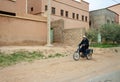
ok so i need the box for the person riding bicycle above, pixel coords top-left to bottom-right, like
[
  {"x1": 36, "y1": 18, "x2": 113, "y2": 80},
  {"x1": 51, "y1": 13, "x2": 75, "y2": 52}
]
[{"x1": 78, "y1": 35, "x2": 89, "y2": 57}]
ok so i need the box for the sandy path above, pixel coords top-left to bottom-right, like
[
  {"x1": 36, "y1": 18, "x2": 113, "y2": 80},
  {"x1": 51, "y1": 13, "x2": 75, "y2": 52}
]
[{"x1": 0, "y1": 46, "x2": 120, "y2": 82}]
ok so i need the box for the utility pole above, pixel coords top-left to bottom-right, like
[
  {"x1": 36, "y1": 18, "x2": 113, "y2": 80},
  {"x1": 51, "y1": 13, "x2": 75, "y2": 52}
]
[
  {"x1": 26, "y1": 0, "x2": 28, "y2": 14},
  {"x1": 46, "y1": 0, "x2": 52, "y2": 46}
]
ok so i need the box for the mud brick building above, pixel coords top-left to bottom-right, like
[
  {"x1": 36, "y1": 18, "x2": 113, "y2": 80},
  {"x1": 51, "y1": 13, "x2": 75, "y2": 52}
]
[
  {"x1": 0, "y1": 0, "x2": 89, "y2": 46},
  {"x1": 90, "y1": 9, "x2": 119, "y2": 29}
]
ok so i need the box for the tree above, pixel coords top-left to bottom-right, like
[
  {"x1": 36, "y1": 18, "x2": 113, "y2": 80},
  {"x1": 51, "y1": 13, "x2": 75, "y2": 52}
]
[
  {"x1": 86, "y1": 29, "x2": 98, "y2": 43},
  {"x1": 114, "y1": 24, "x2": 120, "y2": 44},
  {"x1": 100, "y1": 24, "x2": 120, "y2": 44}
]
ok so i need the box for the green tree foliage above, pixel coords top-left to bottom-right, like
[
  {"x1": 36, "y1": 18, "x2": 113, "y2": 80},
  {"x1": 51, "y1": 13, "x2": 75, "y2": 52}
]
[
  {"x1": 86, "y1": 29, "x2": 98, "y2": 42},
  {"x1": 114, "y1": 24, "x2": 120, "y2": 44},
  {"x1": 100, "y1": 24, "x2": 120, "y2": 44}
]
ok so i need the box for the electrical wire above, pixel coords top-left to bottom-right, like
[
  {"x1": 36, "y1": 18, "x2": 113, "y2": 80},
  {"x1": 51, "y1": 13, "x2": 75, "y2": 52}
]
[{"x1": 111, "y1": 0, "x2": 119, "y2": 4}]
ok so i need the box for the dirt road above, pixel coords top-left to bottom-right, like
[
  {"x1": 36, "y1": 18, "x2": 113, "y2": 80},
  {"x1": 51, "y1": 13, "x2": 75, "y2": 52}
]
[{"x1": 0, "y1": 46, "x2": 120, "y2": 82}]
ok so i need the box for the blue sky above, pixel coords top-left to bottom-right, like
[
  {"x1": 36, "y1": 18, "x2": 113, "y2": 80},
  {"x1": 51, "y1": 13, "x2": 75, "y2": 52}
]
[{"x1": 76, "y1": 0, "x2": 120, "y2": 11}]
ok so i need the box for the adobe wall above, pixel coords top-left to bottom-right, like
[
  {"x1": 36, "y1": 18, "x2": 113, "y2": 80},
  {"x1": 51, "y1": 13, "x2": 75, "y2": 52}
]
[
  {"x1": 0, "y1": 0, "x2": 16, "y2": 13},
  {"x1": 41, "y1": 0, "x2": 89, "y2": 30},
  {"x1": 27, "y1": 0, "x2": 42, "y2": 15},
  {"x1": 0, "y1": 0, "x2": 28, "y2": 16},
  {"x1": 108, "y1": 4, "x2": 120, "y2": 24},
  {"x1": 51, "y1": 20, "x2": 64, "y2": 43},
  {"x1": 53, "y1": 0, "x2": 89, "y2": 11},
  {"x1": 90, "y1": 9, "x2": 119, "y2": 28},
  {"x1": 52, "y1": 19, "x2": 85, "y2": 46},
  {"x1": 51, "y1": 15, "x2": 89, "y2": 30},
  {"x1": 0, "y1": 14, "x2": 47, "y2": 46},
  {"x1": 63, "y1": 28, "x2": 85, "y2": 46}
]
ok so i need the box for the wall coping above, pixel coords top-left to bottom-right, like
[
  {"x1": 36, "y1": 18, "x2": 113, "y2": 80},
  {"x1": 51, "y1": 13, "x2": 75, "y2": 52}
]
[{"x1": 53, "y1": 0, "x2": 89, "y2": 12}]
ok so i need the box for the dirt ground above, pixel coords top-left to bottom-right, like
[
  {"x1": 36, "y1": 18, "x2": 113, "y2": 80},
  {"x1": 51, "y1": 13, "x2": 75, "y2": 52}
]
[{"x1": 0, "y1": 44, "x2": 120, "y2": 82}]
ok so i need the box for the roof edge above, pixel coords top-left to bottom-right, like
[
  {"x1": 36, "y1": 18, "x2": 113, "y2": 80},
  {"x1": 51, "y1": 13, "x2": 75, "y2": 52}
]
[{"x1": 107, "y1": 3, "x2": 120, "y2": 8}]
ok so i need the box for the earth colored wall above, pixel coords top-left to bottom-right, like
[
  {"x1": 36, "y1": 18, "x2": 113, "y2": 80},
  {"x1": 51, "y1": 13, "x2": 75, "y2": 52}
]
[
  {"x1": 0, "y1": 14, "x2": 47, "y2": 46},
  {"x1": 0, "y1": 0, "x2": 27, "y2": 15},
  {"x1": 52, "y1": 19, "x2": 85, "y2": 46},
  {"x1": 108, "y1": 4, "x2": 120, "y2": 24},
  {"x1": 63, "y1": 28, "x2": 85, "y2": 46}
]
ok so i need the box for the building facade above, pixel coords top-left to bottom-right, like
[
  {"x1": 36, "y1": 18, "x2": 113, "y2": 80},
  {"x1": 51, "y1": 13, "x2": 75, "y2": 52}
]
[
  {"x1": 0, "y1": 0, "x2": 89, "y2": 46},
  {"x1": 0, "y1": 0, "x2": 28, "y2": 16},
  {"x1": 0, "y1": 0, "x2": 47, "y2": 46},
  {"x1": 107, "y1": 3, "x2": 120, "y2": 24},
  {"x1": 28, "y1": 0, "x2": 89, "y2": 30},
  {"x1": 90, "y1": 9, "x2": 119, "y2": 29},
  {"x1": 28, "y1": 0, "x2": 89, "y2": 45}
]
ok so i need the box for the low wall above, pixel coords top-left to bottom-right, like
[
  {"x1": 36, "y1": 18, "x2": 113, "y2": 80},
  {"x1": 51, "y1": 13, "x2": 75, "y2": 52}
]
[
  {"x1": 51, "y1": 19, "x2": 64, "y2": 43},
  {"x1": 63, "y1": 28, "x2": 85, "y2": 46},
  {"x1": 52, "y1": 19, "x2": 85, "y2": 46},
  {"x1": 0, "y1": 14, "x2": 47, "y2": 46}
]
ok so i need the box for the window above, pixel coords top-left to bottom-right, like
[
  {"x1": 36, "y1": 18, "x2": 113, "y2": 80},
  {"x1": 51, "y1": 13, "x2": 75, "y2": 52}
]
[
  {"x1": 51, "y1": 7, "x2": 56, "y2": 14},
  {"x1": 31, "y1": 7, "x2": 33, "y2": 11},
  {"x1": 89, "y1": 21, "x2": 91, "y2": 26},
  {"x1": 82, "y1": 15, "x2": 84, "y2": 21},
  {"x1": 72, "y1": 13, "x2": 75, "y2": 19},
  {"x1": 65, "y1": 11, "x2": 68, "y2": 17},
  {"x1": 61, "y1": 10, "x2": 64, "y2": 16},
  {"x1": 76, "y1": 14, "x2": 79, "y2": 20},
  {"x1": 85, "y1": 16, "x2": 87, "y2": 22},
  {"x1": 112, "y1": 21, "x2": 114, "y2": 23},
  {"x1": 45, "y1": 5, "x2": 48, "y2": 11},
  {"x1": 107, "y1": 19, "x2": 110, "y2": 24}
]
